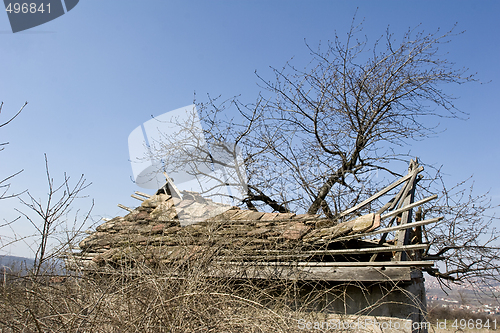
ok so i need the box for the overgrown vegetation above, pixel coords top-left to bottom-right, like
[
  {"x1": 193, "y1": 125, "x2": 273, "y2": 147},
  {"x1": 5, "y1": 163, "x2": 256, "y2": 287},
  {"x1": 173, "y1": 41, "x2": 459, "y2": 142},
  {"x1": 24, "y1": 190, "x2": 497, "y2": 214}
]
[
  {"x1": 1, "y1": 16, "x2": 499, "y2": 332},
  {"x1": 1, "y1": 252, "x2": 427, "y2": 333}
]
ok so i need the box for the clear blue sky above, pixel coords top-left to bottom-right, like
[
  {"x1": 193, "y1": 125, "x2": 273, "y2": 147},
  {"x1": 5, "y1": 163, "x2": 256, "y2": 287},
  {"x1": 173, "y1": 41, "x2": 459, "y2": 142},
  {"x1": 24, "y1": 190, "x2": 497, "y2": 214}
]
[{"x1": 1, "y1": 1, "x2": 499, "y2": 257}]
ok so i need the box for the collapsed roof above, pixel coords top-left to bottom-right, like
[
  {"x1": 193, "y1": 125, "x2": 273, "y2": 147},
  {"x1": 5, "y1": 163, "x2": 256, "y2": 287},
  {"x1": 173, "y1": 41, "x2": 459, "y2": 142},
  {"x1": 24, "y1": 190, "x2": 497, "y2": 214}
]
[{"x1": 70, "y1": 160, "x2": 442, "y2": 281}]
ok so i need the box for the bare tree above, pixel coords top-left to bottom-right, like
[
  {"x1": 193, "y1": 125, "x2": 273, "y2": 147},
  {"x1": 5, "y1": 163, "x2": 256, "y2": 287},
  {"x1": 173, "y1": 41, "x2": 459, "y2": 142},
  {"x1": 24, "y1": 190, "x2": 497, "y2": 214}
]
[
  {"x1": 196, "y1": 21, "x2": 474, "y2": 213},
  {"x1": 16, "y1": 154, "x2": 94, "y2": 276},
  {"x1": 1, "y1": 101, "x2": 93, "y2": 278},
  {"x1": 186, "y1": 20, "x2": 498, "y2": 286},
  {"x1": 0, "y1": 102, "x2": 27, "y2": 252},
  {"x1": 419, "y1": 170, "x2": 500, "y2": 286},
  {"x1": 0, "y1": 101, "x2": 27, "y2": 202}
]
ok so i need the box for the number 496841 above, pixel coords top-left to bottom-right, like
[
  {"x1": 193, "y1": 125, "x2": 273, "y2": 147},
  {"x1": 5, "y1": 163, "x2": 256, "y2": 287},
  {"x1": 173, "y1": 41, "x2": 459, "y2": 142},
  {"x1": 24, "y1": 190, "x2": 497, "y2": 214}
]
[
  {"x1": 5, "y1": 3, "x2": 51, "y2": 14},
  {"x1": 452, "y1": 318, "x2": 497, "y2": 330}
]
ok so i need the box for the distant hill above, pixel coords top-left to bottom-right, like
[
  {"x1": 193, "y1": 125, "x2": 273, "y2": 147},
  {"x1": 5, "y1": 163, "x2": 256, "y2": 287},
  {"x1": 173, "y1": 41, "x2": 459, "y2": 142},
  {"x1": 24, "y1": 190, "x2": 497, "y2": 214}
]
[
  {"x1": 0, "y1": 255, "x2": 34, "y2": 268},
  {"x1": 0, "y1": 255, "x2": 67, "y2": 275}
]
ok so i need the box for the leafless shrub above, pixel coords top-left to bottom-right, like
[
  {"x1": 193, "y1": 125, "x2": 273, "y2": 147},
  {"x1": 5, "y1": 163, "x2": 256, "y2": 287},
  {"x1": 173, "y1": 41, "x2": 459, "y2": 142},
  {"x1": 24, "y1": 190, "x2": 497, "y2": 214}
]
[
  {"x1": 1, "y1": 203, "x2": 430, "y2": 333},
  {"x1": 0, "y1": 101, "x2": 26, "y2": 200},
  {"x1": 0, "y1": 102, "x2": 27, "y2": 250}
]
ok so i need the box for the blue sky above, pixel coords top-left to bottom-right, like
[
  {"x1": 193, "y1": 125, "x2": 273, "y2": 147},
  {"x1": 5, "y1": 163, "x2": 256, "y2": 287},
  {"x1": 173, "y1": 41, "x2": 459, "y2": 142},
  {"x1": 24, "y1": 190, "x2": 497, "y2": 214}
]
[{"x1": 1, "y1": 1, "x2": 499, "y2": 257}]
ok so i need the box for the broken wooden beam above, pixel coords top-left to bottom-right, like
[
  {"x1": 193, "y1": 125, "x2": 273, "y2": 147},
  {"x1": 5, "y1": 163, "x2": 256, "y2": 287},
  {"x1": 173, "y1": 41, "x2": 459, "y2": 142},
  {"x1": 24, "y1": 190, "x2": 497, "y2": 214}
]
[
  {"x1": 380, "y1": 194, "x2": 438, "y2": 220},
  {"x1": 117, "y1": 204, "x2": 134, "y2": 212},
  {"x1": 256, "y1": 243, "x2": 429, "y2": 256},
  {"x1": 208, "y1": 265, "x2": 413, "y2": 281},
  {"x1": 134, "y1": 191, "x2": 151, "y2": 199},
  {"x1": 333, "y1": 216, "x2": 444, "y2": 242},
  {"x1": 339, "y1": 166, "x2": 424, "y2": 218},
  {"x1": 131, "y1": 194, "x2": 146, "y2": 201},
  {"x1": 219, "y1": 261, "x2": 435, "y2": 267}
]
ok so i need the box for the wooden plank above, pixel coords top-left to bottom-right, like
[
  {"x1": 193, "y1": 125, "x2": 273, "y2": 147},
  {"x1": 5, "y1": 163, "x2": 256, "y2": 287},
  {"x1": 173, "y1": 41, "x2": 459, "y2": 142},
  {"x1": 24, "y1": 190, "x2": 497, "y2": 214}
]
[
  {"x1": 82, "y1": 266, "x2": 412, "y2": 282},
  {"x1": 117, "y1": 204, "x2": 134, "y2": 213},
  {"x1": 308, "y1": 243, "x2": 429, "y2": 255},
  {"x1": 131, "y1": 194, "x2": 146, "y2": 201},
  {"x1": 373, "y1": 172, "x2": 423, "y2": 262},
  {"x1": 414, "y1": 207, "x2": 424, "y2": 261},
  {"x1": 395, "y1": 169, "x2": 418, "y2": 211},
  {"x1": 333, "y1": 217, "x2": 443, "y2": 242},
  {"x1": 375, "y1": 197, "x2": 397, "y2": 215},
  {"x1": 388, "y1": 176, "x2": 411, "y2": 211},
  {"x1": 219, "y1": 261, "x2": 434, "y2": 267},
  {"x1": 134, "y1": 191, "x2": 151, "y2": 198},
  {"x1": 373, "y1": 180, "x2": 416, "y2": 254},
  {"x1": 259, "y1": 212, "x2": 279, "y2": 221},
  {"x1": 397, "y1": 185, "x2": 417, "y2": 260},
  {"x1": 208, "y1": 265, "x2": 412, "y2": 281},
  {"x1": 257, "y1": 244, "x2": 428, "y2": 256},
  {"x1": 380, "y1": 195, "x2": 438, "y2": 220},
  {"x1": 395, "y1": 160, "x2": 419, "y2": 261},
  {"x1": 339, "y1": 166, "x2": 423, "y2": 218}
]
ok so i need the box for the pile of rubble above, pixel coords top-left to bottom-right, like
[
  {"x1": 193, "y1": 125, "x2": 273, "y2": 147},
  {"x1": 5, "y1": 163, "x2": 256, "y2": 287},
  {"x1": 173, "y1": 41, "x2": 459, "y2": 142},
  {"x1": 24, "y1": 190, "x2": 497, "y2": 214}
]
[
  {"x1": 70, "y1": 160, "x2": 442, "y2": 274},
  {"x1": 73, "y1": 189, "x2": 380, "y2": 270}
]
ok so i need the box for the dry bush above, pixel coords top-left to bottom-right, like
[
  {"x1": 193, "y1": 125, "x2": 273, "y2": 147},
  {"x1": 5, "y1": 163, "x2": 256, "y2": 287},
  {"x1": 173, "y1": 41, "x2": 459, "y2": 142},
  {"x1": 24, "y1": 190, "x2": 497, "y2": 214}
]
[
  {"x1": 0, "y1": 245, "x2": 427, "y2": 333},
  {"x1": 0, "y1": 160, "x2": 425, "y2": 332},
  {"x1": 0, "y1": 257, "x2": 299, "y2": 332}
]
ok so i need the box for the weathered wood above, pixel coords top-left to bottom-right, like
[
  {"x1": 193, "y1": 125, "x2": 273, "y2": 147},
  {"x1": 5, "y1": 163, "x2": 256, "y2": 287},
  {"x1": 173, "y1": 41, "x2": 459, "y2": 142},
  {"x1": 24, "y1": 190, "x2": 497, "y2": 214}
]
[
  {"x1": 219, "y1": 261, "x2": 435, "y2": 267},
  {"x1": 388, "y1": 176, "x2": 411, "y2": 211},
  {"x1": 258, "y1": 244, "x2": 428, "y2": 256},
  {"x1": 131, "y1": 194, "x2": 146, "y2": 201},
  {"x1": 314, "y1": 243, "x2": 429, "y2": 255},
  {"x1": 414, "y1": 207, "x2": 424, "y2": 261},
  {"x1": 339, "y1": 166, "x2": 423, "y2": 218},
  {"x1": 396, "y1": 192, "x2": 414, "y2": 261},
  {"x1": 333, "y1": 217, "x2": 443, "y2": 242},
  {"x1": 380, "y1": 195, "x2": 438, "y2": 220},
  {"x1": 372, "y1": 178, "x2": 426, "y2": 261},
  {"x1": 376, "y1": 198, "x2": 396, "y2": 215},
  {"x1": 304, "y1": 213, "x2": 376, "y2": 243},
  {"x1": 374, "y1": 178, "x2": 418, "y2": 253},
  {"x1": 134, "y1": 191, "x2": 151, "y2": 199},
  {"x1": 117, "y1": 204, "x2": 134, "y2": 213},
  {"x1": 208, "y1": 265, "x2": 412, "y2": 281},
  {"x1": 396, "y1": 161, "x2": 419, "y2": 261},
  {"x1": 395, "y1": 167, "x2": 418, "y2": 211}
]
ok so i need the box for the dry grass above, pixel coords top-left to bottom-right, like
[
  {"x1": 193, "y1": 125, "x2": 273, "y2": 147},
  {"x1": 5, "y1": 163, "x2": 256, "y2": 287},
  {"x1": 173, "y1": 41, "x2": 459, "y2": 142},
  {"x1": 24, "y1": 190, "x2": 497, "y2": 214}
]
[
  {"x1": 0, "y1": 249, "x2": 428, "y2": 333},
  {"x1": 0, "y1": 253, "x2": 318, "y2": 332}
]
